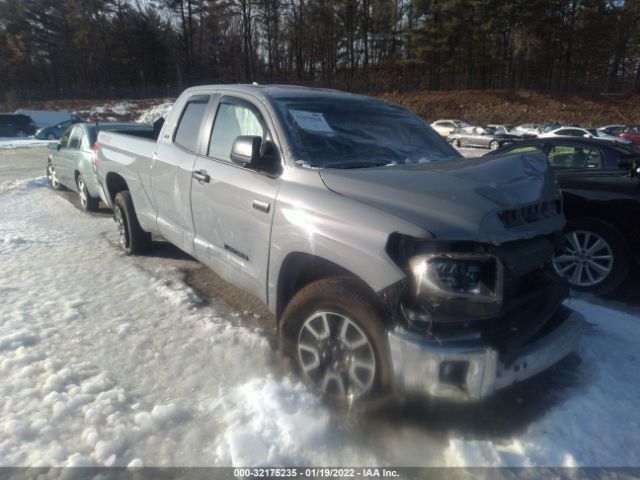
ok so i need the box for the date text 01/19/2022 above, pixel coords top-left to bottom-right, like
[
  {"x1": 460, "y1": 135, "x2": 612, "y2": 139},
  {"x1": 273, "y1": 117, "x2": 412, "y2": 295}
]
[{"x1": 233, "y1": 468, "x2": 400, "y2": 478}]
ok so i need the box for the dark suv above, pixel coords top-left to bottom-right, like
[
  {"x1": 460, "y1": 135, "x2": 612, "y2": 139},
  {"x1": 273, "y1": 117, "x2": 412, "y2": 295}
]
[{"x1": 0, "y1": 113, "x2": 37, "y2": 137}]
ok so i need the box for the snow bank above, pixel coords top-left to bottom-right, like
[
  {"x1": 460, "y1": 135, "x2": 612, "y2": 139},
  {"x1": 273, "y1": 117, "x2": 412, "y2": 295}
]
[
  {"x1": 0, "y1": 138, "x2": 51, "y2": 150},
  {"x1": 0, "y1": 178, "x2": 373, "y2": 466},
  {"x1": 136, "y1": 102, "x2": 173, "y2": 123}
]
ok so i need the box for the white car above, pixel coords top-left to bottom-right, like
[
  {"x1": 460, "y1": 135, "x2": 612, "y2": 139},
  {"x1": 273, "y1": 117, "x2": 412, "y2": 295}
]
[
  {"x1": 430, "y1": 119, "x2": 469, "y2": 137},
  {"x1": 539, "y1": 126, "x2": 631, "y2": 144},
  {"x1": 514, "y1": 123, "x2": 541, "y2": 135}
]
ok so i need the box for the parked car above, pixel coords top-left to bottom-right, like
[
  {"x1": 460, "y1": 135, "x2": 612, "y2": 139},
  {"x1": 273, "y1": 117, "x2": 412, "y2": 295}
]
[
  {"x1": 16, "y1": 109, "x2": 84, "y2": 129},
  {"x1": 448, "y1": 125, "x2": 526, "y2": 149},
  {"x1": 618, "y1": 126, "x2": 640, "y2": 145},
  {"x1": 514, "y1": 123, "x2": 541, "y2": 135},
  {"x1": 94, "y1": 85, "x2": 583, "y2": 404},
  {"x1": 430, "y1": 119, "x2": 469, "y2": 137},
  {"x1": 486, "y1": 138, "x2": 640, "y2": 294},
  {"x1": 46, "y1": 122, "x2": 154, "y2": 211},
  {"x1": 0, "y1": 113, "x2": 37, "y2": 137},
  {"x1": 540, "y1": 126, "x2": 631, "y2": 144},
  {"x1": 36, "y1": 118, "x2": 86, "y2": 140},
  {"x1": 536, "y1": 122, "x2": 571, "y2": 134},
  {"x1": 597, "y1": 125, "x2": 626, "y2": 136}
]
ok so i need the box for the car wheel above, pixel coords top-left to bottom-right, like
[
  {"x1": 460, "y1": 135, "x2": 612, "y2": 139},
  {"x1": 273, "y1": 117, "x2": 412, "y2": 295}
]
[
  {"x1": 280, "y1": 277, "x2": 392, "y2": 404},
  {"x1": 77, "y1": 174, "x2": 99, "y2": 212},
  {"x1": 46, "y1": 163, "x2": 62, "y2": 191},
  {"x1": 113, "y1": 191, "x2": 151, "y2": 255},
  {"x1": 46, "y1": 133, "x2": 57, "y2": 140},
  {"x1": 489, "y1": 140, "x2": 500, "y2": 150},
  {"x1": 553, "y1": 218, "x2": 631, "y2": 294},
  {"x1": 453, "y1": 139, "x2": 461, "y2": 147}
]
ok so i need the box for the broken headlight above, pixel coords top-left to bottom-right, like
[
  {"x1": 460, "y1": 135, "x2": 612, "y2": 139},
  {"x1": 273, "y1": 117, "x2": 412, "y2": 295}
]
[{"x1": 409, "y1": 253, "x2": 503, "y2": 304}]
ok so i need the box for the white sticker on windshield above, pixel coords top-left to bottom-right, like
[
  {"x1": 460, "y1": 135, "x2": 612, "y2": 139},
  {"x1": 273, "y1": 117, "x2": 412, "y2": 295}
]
[{"x1": 290, "y1": 110, "x2": 334, "y2": 133}]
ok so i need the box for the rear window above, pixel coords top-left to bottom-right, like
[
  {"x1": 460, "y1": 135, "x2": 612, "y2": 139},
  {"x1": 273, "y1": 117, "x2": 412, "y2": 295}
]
[{"x1": 174, "y1": 95, "x2": 210, "y2": 152}]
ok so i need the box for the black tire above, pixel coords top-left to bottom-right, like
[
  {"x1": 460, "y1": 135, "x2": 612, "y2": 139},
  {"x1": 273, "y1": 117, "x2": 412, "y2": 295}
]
[
  {"x1": 453, "y1": 138, "x2": 461, "y2": 147},
  {"x1": 553, "y1": 218, "x2": 631, "y2": 295},
  {"x1": 77, "y1": 174, "x2": 99, "y2": 212},
  {"x1": 46, "y1": 162, "x2": 63, "y2": 191},
  {"x1": 489, "y1": 140, "x2": 500, "y2": 150},
  {"x1": 280, "y1": 276, "x2": 392, "y2": 404},
  {"x1": 113, "y1": 191, "x2": 151, "y2": 255}
]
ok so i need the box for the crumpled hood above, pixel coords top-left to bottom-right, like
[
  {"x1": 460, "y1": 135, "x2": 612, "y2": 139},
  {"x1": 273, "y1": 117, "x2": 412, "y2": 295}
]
[{"x1": 319, "y1": 152, "x2": 565, "y2": 244}]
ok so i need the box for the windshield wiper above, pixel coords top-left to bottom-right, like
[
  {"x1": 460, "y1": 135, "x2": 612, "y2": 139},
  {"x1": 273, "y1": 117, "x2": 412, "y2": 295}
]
[{"x1": 321, "y1": 160, "x2": 392, "y2": 169}]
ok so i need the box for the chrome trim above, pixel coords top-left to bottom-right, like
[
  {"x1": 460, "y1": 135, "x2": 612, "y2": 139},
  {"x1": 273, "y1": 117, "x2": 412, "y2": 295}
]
[{"x1": 388, "y1": 310, "x2": 584, "y2": 401}]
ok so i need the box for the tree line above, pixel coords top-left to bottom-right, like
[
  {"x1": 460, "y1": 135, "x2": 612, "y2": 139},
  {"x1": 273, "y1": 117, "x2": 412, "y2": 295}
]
[{"x1": 1, "y1": 0, "x2": 639, "y2": 102}]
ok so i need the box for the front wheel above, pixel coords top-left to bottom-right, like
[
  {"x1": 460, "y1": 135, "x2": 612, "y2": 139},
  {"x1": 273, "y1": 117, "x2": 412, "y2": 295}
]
[
  {"x1": 46, "y1": 163, "x2": 62, "y2": 190},
  {"x1": 553, "y1": 218, "x2": 630, "y2": 294},
  {"x1": 77, "y1": 175, "x2": 99, "y2": 212},
  {"x1": 452, "y1": 138, "x2": 461, "y2": 147},
  {"x1": 489, "y1": 140, "x2": 500, "y2": 150},
  {"x1": 280, "y1": 277, "x2": 392, "y2": 404},
  {"x1": 113, "y1": 191, "x2": 151, "y2": 255}
]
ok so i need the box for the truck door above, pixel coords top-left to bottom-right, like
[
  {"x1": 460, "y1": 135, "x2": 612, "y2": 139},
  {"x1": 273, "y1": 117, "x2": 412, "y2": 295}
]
[
  {"x1": 151, "y1": 94, "x2": 211, "y2": 254},
  {"x1": 190, "y1": 96, "x2": 281, "y2": 303}
]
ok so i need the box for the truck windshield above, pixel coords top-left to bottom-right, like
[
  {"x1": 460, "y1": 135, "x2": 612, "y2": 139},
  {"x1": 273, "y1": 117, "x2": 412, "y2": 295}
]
[{"x1": 273, "y1": 97, "x2": 459, "y2": 168}]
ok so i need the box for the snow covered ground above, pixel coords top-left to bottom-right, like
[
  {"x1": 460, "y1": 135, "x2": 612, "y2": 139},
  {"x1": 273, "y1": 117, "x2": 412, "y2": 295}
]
[
  {"x1": 1, "y1": 147, "x2": 639, "y2": 467},
  {"x1": 0, "y1": 138, "x2": 51, "y2": 150}
]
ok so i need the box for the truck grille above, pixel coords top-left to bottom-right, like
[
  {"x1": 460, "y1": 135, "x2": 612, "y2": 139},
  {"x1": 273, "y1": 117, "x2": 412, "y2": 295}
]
[{"x1": 499, "y1": 200, "x2": 561, "y2": 228}]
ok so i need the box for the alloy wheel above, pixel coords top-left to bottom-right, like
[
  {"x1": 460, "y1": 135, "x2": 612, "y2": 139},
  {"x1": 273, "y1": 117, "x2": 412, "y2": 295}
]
[
  {"x1": 47, "y1": 164, "x2": 60, "y2": 189},
  {"x1": 297, "y1": 311, "x2": 376, "y2": 400},
  {"x1": 114, "y1": 206, "x2": 128, "y2": 249},
  {"x1": 553, "y1": 230, "x2": 614, "y2": 287},
  {"x1": 78, "y1": 177, "x2": 87, "y2": 208}
]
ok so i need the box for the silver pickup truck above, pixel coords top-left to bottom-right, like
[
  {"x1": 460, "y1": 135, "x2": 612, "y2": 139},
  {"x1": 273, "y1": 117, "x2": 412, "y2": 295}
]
[{"x1": 95, "y1": 85, "x2": 584, "y2": 403}]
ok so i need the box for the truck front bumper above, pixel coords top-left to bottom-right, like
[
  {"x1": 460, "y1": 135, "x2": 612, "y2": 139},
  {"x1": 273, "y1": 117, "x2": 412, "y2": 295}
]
[{"x1": 388, "y1": 307, "x2": 585, "y2": 401}]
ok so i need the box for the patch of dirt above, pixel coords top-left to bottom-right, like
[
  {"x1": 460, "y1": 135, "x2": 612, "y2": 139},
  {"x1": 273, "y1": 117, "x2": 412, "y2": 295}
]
[{"x1": 377, "y1": 89, "x2": 640, "y2": 126}]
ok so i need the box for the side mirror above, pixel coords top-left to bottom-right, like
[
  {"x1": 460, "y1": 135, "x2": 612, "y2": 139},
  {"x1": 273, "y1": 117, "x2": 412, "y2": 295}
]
[
  {"x1": 230, "y1": 135, "x2": 262, "y2": 166},
  {"x1": 230, "y1": 136, "x2": 279, "y2": 174},
  {"x1": 47, "y1": 142, "x2": 59, "y2": 151},
  {"x1": 583, "y1": 134, "x2": 590, "y2": 138}
]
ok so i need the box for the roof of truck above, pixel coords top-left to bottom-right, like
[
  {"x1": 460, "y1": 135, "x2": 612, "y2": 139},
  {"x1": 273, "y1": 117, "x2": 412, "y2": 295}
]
[{"x1": 182, "y1": 84, "x2": 372, "y2": 102}]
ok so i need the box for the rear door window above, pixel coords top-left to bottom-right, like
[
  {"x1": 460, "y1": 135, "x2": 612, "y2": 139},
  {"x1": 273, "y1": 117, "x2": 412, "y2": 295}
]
[
  {"x1": 548, "y1": 145, "x2": 603, "y2": 169},
  {"x1": 174, "y1": 95, "x2": 210, "y2": 153}
]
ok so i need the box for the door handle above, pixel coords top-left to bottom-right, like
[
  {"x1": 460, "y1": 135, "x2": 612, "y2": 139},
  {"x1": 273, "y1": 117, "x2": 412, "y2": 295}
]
[
  {"x1": 253, "y1": 200, "x2": 270, "y2": 213},
  {"x1": 192, "y1": 169, "x2": 210, "y2": 183}
]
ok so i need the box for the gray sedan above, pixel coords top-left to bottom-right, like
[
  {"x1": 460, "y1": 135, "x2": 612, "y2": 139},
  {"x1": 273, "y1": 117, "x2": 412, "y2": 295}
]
[
  {"x1": 46, "y1": 122, "x2": 154, "y2": 211},
  {"x1": 448, "y1": 126, "x2": 528, "y2": 150}
]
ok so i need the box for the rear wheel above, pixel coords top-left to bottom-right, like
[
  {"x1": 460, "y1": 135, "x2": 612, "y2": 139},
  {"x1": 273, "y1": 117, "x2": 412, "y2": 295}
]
[
  {"x1": 489, "y1": 140, "x2": 500, "y2": 150},
  {"x1": 113, "y1": 191, "x2": 151, "y2": 255},
  {"x1": 280, "y1": 277, "x2": 391, "y2": 404},
  {"x1": 77, "y1": 174, "x2": 99, "y2": 212},
  {"x1": 46, "y1": 163, "x2": 62, "y2": 190},
  {"x1": 553, "y1": 218, "x2": 630, "y2": 294},
  {"x1": 453, "y1": 138, "x2": 461, "y2": 147}
]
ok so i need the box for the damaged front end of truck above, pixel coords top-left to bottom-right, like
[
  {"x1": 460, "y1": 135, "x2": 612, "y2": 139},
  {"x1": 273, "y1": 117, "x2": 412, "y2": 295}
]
[{"x1": 374, "y1": 152, "x2": 585, "y2": 401}]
